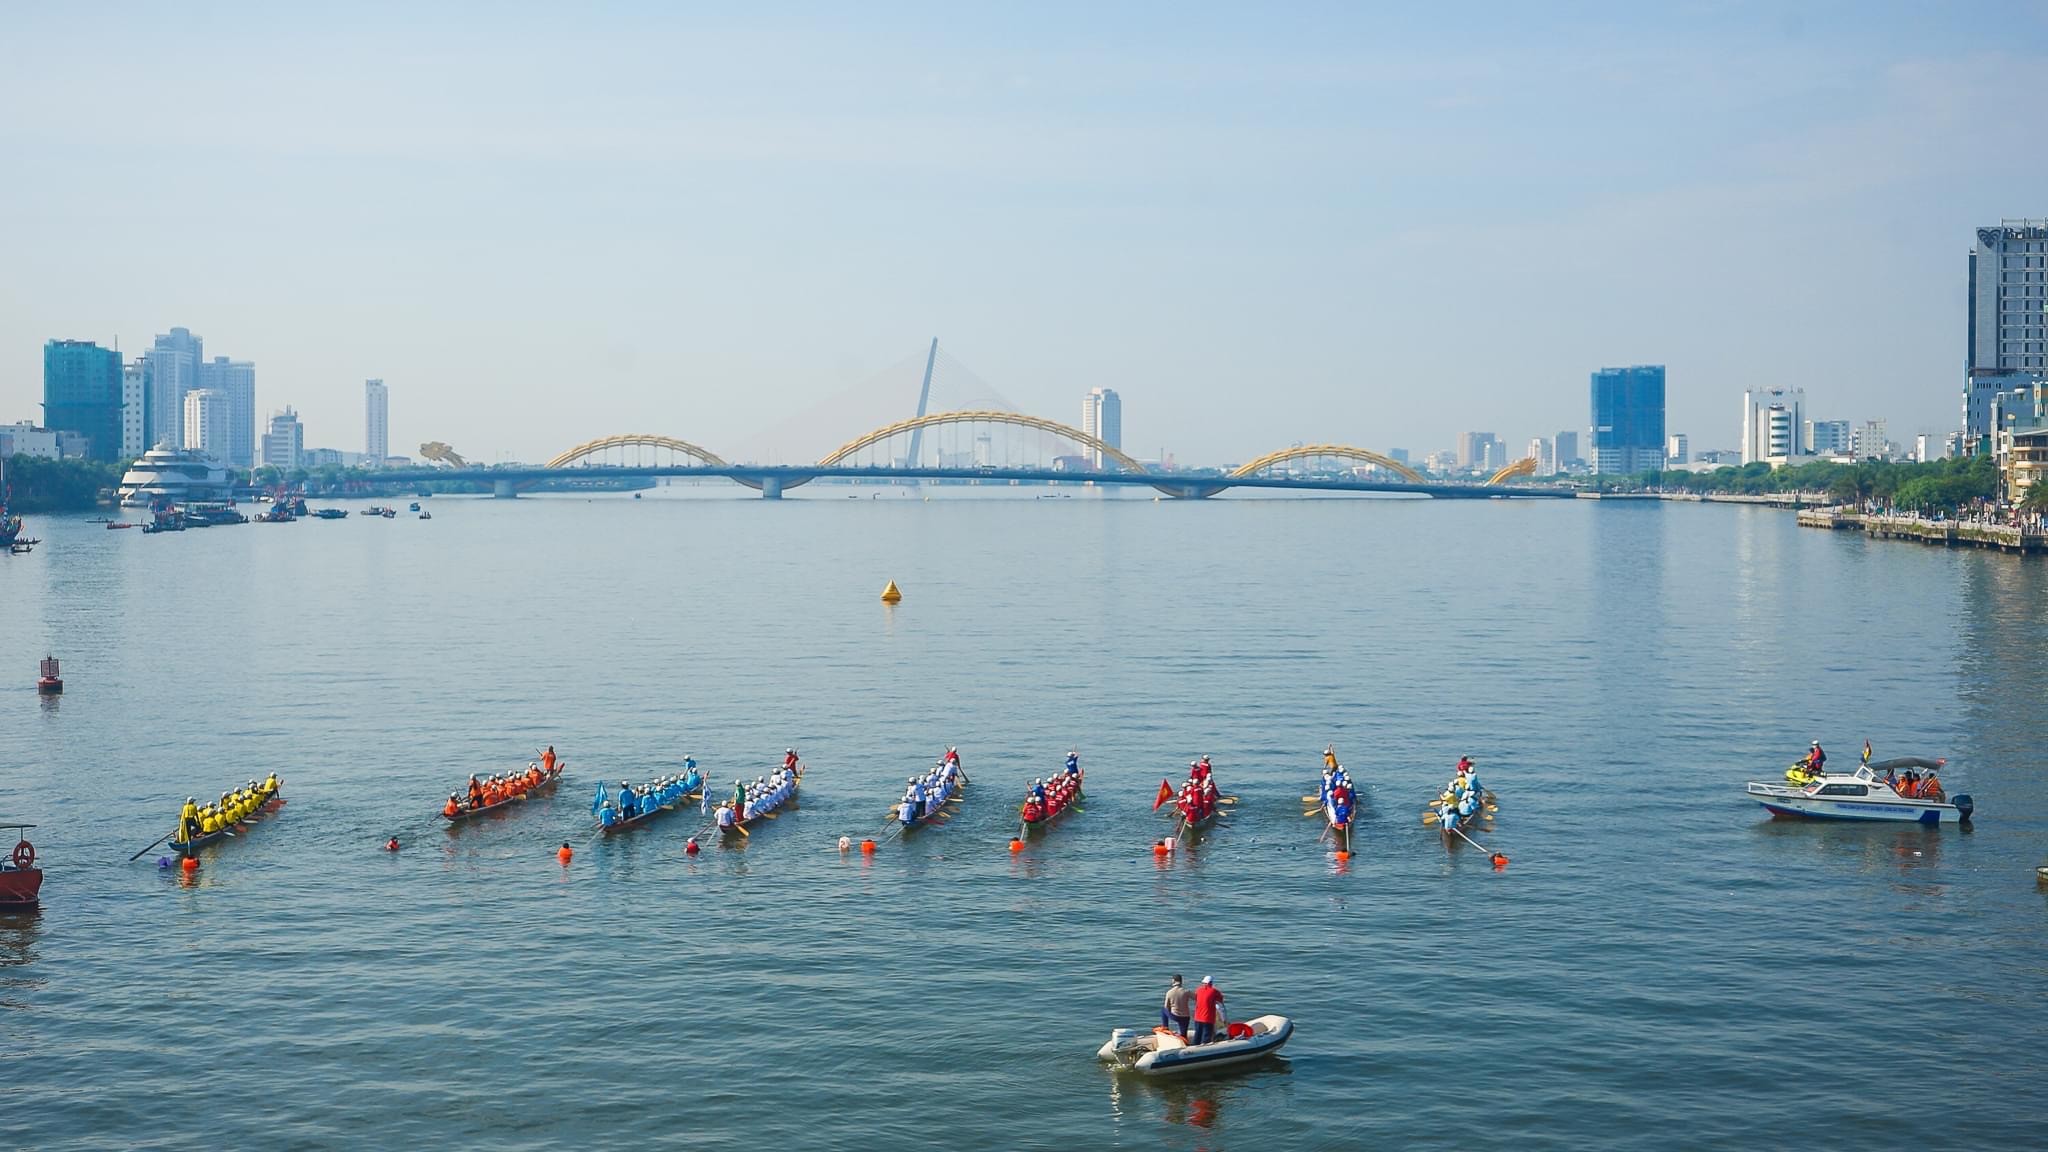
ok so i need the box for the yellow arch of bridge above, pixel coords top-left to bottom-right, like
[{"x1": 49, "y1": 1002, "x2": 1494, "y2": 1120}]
[
  {"x1": 547, "y1": 434, "x2": 731, "y2": 470},
  {"x1": 816, "y1": 410, "x2": 1150, "y2": 473},
  {"x1": 1230, "y1": 444, "x2": 1426, "y2": 485},
  {"x1": 1486, "y1": 457, "x2": 1538, "y2": 486}
]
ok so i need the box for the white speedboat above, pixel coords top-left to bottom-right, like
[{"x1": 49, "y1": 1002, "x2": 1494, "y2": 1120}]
[
  {"x1": 1745, "y1": 758, "x2": 1972, "y2": 825},
  {"x1": 1097, "y1": 1015, "x2": 1292, "y2": 1076}
]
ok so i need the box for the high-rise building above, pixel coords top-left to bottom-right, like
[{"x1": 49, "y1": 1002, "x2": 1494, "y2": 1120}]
[
  {"x1": 1741, "y1": 387, "x2": 1806, "y2": 465},
  {"x1": 1528, "y1": 437, "x2": 1553, "y2": 475},
  {"x1": 1852, "y1": 419, "x2": 1889, "y2": 460},
  {"x1": 1804, "y1": 419, "x2": 1851, "y2": 456},
  {"x1": 183, "y1": 388, "x2": 229, "y2": 460},
  {"x1": 1388, "y1": 447, "x2": 1410, "y2": 465},
  {"x1": 1590, "y1": 365, "x2": 1667, "y2": 475},
  {"x1": 146, "y1": 327, "x2": 203, "y2": 450},
  {"x1": 199, "y1": 356, "x2": 257, "y2": 469},
  {"x1": 1666, "y1": 433, "x2": 1688, "y2": 466},
  {"x1": 365, "y1": 379, "x2": 389, "y2": 462},
  {"x1": 121, "y1": 357, "x2": 150, "y2": 457},
  {"x1": 1458, "y1": 432, "x2": 1502, "y2": 471},
  {"x1": 1554, "y1": 430, "x2": 1580, "y2": 470},
  {"x1": 261, "y1": 407, "x2": 304, "y2": 471},
  {"x1": 41, "y1": 339, "x2": 124, "y2": 461},
  {"x1": 1967, "y1": 220, "x2": 2048, "y2": 449},
  {"x1": 1079, "y1": 387, "x2": 1121, "y2": 467}
]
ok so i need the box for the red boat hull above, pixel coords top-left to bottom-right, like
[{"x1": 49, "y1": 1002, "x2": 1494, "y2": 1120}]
[{"x1": 0, "y1": 868, "x2": 42, "y2": 908}]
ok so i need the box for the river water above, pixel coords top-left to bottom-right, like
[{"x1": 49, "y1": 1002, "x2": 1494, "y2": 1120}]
[{"x1": 3, "y1": 490, "x2": 2045, "y2": 1150}]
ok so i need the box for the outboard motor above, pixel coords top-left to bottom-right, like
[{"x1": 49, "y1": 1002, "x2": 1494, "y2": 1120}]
[{"x1": 1953, "y1": 794, "x2": 1974, "y2": 824}]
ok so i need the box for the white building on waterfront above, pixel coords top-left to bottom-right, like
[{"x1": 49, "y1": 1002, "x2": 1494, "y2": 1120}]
[
  {"x1": 1852, "y1": 419, "x2": 1890, "y2": 460},
  {"x1": 1666, "y1": 433, "x2": 1689, "y2": 466},
  {"x1": 1528, "y1": 436, "x2": 1553, "y2": 475},
  {"x1": 1080, "y1": 387, "x2": 1121, "y2": 467},
  {"x1": 199, "y1": 356, "x2": 256, "y2": 469},
  {"x1": 1741, "y1": 387, "x2": 1806, "y2": 465},
  {"x1": 262, "y1": 407, "x2": 304, "y2": 471},
  {"x1": 183, "y1": 388, "x2": 229, "y2": 460},
  {"x1": 365, "y1": 379, "x2": 389, "y2": 463}
]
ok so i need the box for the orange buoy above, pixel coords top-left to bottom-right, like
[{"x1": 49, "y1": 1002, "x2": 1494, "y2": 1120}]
[
  {"x1": 180, "y1": 856, "x2": 198, "y2": 873},
  {"x1": 1008, "y1": 839, "x2": 1023, "y2": 854},
  {"x1": 1334, "y1": 850, "x2": 1351, "y2": 861},
  {"x1": 1491, "y1": 853, "x2": 1509, "y2": 870},
  {"x1": 557, "y1": 842, "x2": 573, "y2": 865},
  {"x1": 880, "y1": 580, "x2": 902, "y2": 603},
  {"x1": 385, "y1": 837, "x2": 400, "y2": 852},
  {"x1": 1152, "y1": 842, "x2": 1169, "y2": 856},
  {"x1": 860, "y1": 839, "x2": 876, "y2": 854}
]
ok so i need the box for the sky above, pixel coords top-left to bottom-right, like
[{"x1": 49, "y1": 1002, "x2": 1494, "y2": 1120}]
[{"x1": 4, "y1": 1, "x2": 2046, "y2": 465}]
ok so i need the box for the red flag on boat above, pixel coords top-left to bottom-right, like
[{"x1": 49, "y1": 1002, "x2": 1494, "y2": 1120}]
[{"x1": 1153, "y1": 779, "x2": 1174, "y2": 810}]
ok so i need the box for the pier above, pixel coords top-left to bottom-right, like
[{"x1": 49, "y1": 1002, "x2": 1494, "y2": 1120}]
[{"x1": 1796, "y1": 508, "x2": 2048, "y2": 554}]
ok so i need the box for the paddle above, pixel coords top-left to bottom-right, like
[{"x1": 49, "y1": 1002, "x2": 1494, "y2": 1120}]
[
  {"x1": 129, "y1": 830, "x2": 174, "y2": 862},
  {"x1": 1447, "y1": 822, "x2": 1499, "y2": 857}
]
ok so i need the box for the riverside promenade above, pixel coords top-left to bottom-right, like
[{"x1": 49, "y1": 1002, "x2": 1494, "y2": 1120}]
[{"x1": 1797, "y1": 507, "x2": 2048, "y2": 554}]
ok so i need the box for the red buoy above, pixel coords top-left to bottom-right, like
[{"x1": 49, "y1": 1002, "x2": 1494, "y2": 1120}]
[
  {"x1": 37, "y1": 656, "x2": 62, "y2": 696},
  {"x1": 180, "y1": 856, "x2": 198, "y2": 873}
]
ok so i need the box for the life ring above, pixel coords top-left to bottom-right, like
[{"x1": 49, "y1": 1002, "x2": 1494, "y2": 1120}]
[{"x1": 11, "y1": 840, "x2": 34, "y2": 869}]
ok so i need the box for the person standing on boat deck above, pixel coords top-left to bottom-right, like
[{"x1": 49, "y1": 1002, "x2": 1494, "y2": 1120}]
[
  {"x1": 1191, "y1": 977, "x2": 1225, "y2": 1045},
  {"x1": 1066, "y1": 751, "x2": 1080, "y2": 778},
  {"x1": 178, "y1": 797, "x2": 199, "y2": 843},
  {"x1": 1324, "y1": 745, "x2": 1338, "y2": 771},
  {"x1": 1162, "y1": 975, "x2": 1193, "y2": 1037},
  {"x1": 784, "y1": 748, "x2": 799, "y2": 771},
  {"x1": 542, "y1": 746, "x2": 556, "y2": 773},
  {"x1": 467, "y1": 775, "x2": 485, "y2": 809},
  {"x1": 1806, "y1": 742, "x2": 1826, "y2": 773}
]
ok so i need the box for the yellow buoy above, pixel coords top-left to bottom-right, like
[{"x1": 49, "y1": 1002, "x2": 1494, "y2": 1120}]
[{"x1": 880, "y1": 580, "x2": 903, "y2": 603}]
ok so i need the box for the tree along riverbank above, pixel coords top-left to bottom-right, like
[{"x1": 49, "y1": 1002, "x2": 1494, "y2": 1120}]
[
  {"x1": 3, "y1": 455, "x2": 125, "y2": 513},
  {"x1": 1599, "y1": 456, "x2": 2007, "y2": 514}
]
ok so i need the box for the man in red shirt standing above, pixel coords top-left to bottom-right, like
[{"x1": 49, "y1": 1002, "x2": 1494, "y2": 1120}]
[{"x1": 1191, "y1": 976, "x2": 1225, "y2": 1045}]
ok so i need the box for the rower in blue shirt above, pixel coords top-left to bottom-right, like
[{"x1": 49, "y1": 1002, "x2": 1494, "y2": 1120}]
[
  {"x1": 617, "y1": 781, "x2": 638, "y2": 819},
  {"x1": 1065, "y1": 752, "x2": 1080, "y2": 777}
]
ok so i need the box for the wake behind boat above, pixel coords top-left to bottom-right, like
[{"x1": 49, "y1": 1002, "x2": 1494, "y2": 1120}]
[
  {"x1": 594, "y1": 763, "x2": 704, "y2": 834},
  {"x1": 1747, "y1": 757, "x2": 1972, "y2": 825}
]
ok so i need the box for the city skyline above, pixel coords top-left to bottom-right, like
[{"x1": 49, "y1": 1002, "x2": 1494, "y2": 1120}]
[{"x1": 4, "y1": 6, "x2": 2042, "y2": 464}]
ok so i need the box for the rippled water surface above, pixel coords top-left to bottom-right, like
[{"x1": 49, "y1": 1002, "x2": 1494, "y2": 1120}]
[{"x1": 4, "y1": 491, "x2": 2046, "y2": 1150}]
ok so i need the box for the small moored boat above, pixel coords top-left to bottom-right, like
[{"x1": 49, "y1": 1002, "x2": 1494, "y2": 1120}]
[
  {"x1": 1746, "y1": 757, "x2": 1971, "y2": 825},
  {"x1": 1097, "y1": 1015, "x2": 1293, "y2": 1076},
  {"x1": 0, "y1": 823, "x2": 43, "y2": 910}
]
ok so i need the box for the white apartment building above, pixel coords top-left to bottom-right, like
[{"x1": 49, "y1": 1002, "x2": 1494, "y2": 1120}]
[
  {"x1": 1741, "y1": 388, "x2": 1806, "y2": 465},
  {"x1": 262, "y1": 407, "x2": 304, "y2": 471},
  {"x1": 183, "y1": 388, "x2": 229, "y2": 460}
]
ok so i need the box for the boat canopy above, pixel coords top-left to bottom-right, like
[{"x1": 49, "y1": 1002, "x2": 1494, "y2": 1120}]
[{"x1": 1867, "y1": 756, "x2": 1946, "y2": 773}]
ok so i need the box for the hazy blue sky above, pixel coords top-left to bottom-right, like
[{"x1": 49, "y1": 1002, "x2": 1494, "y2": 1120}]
[{"x1": 5, "y1": 2, "x2": 2045, "y2": 464}]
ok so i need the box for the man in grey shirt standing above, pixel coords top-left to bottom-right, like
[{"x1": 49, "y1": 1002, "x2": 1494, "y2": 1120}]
[{"x1": 1161, "y1": 974, "x2": 1193, "y2": 1038}]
